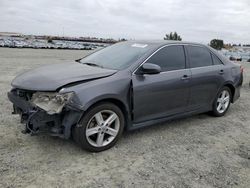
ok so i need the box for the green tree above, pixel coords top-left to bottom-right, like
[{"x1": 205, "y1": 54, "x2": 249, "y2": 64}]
[
  {"x1": 164, "y1": 32, "x2": 182, "y2": 41},
  {"x1": 210, "y1": 39, "x2": 224, "y2": 50}
]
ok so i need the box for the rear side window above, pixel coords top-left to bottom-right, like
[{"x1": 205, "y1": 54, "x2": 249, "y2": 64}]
[
  {"x1": 187, "y1": 46, "x2": 213, "y2": 68},
  {"x1": 211, "y1": 54, "x2": 223, "y2": 65},
  {"x1": 147, "y1": 45, "x2": 186, "y2": 71}
]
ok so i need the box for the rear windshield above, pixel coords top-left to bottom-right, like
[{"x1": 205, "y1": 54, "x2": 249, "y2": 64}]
[{"x1": 80, "y1": 42, "x2": 154, "y2": 70}]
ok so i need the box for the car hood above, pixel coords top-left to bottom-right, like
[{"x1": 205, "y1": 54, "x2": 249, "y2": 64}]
[{"x1": 12, "y1": 62, "x2": 117, "y2": 91}]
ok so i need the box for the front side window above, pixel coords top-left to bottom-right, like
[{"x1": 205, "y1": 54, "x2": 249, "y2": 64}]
[
  {"x1": 187, "y1": 46, "x2": 213, "y2": 68},
  {"x1": 211, "y1": 53, "x2": 223, "y2": 65},
  {"x1": 147, "y1": 45, "x2": 186, "y2": 71}
]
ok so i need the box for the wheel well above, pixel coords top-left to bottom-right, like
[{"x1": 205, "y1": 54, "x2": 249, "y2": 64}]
[{"x1": 224, "y1": 84, "x2": 235, "y2": 102}]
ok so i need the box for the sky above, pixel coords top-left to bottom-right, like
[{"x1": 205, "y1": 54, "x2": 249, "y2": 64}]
[{"x1": 0, "y1": 0, "x2": 249, "y2": 44}]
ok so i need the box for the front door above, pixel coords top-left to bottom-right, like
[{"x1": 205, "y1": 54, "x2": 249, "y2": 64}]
[{"x1": 132, "y1": 45, "x2": 191, "y2": 123}]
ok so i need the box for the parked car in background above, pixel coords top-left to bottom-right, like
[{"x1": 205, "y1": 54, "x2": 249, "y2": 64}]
[
  {"x1": 230, "y1": 56, "x2": 242, "y2": 61},
  {"x1": 8, "y1": 40, "x2": 243, "y2": 152}
]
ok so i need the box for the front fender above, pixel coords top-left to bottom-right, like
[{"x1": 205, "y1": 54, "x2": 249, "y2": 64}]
[
  {"x1": 61, "y1": 73, "x2": 132, "y2": 114},
  {"x1": 81, "y1": 94, "x2": 129, "y2": 111}
]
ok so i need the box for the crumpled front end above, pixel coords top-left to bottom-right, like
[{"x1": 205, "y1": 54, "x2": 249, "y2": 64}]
[{"x1": 8, "y1": 88, "x2": 82, "y2": 139}]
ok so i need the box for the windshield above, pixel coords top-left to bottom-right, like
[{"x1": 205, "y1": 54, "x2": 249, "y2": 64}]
[{"x1": 80, "y1": 42, "x2": 154, "y2": 70}]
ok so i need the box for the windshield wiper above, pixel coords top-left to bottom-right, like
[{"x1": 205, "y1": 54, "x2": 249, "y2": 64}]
[{"x1": 82, "y1": 62, "x2": 104, "y2": 68}]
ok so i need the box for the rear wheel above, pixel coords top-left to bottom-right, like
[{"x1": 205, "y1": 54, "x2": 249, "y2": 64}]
[
  {"x1": 212, "y1": 86, "x2": 231, "y2": 117},
  {"x1": 73, "y1": 102, "x2": 124, "y2": 152}
]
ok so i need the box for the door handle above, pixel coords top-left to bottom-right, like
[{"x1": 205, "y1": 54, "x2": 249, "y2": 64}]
[
  {"x1": 181, "y1": 75, "x2": 190, "y2": 80},
  {"x1": 219, "y1": 70, "x2": 224, "y2": 75}
]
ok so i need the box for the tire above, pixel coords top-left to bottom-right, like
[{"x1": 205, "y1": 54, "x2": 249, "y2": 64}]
[
  {"x1": 73, "y1": 102, "x2": 125, "y2": 152},
  {"x1": 212, "y1": 86, "x2": 232, "y2": 117}
]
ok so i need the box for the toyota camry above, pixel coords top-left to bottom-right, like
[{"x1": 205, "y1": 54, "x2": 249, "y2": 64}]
[{"x1": 8, "y1": 40, "x2": 243, "y2": 152}]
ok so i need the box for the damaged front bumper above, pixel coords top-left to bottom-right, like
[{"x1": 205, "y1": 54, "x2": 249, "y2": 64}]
[{"x1": 8, "y1": 89, "x2": 82, "y2": 139}]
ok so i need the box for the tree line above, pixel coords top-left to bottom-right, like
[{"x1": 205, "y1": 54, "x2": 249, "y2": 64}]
[{"x1": 163, "y1": 32, "x2": 247, "y2": 50}]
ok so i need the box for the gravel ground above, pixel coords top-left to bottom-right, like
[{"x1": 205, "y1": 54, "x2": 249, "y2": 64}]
[{"x1": 0, "y1": 48, "x2": 250, "y2": 188}]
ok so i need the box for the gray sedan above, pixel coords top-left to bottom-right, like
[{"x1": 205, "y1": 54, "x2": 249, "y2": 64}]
[{"x1": 8, "y1": 40, "x2": 243, "y2": 152}]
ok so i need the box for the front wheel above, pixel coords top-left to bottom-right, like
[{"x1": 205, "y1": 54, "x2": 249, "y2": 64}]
[
  {"x1": 212, "y1": 86, "x2": 232, "y2": 117},
  {"x1": 73, "y1": 102, "x2": 125, "y2": 152}
]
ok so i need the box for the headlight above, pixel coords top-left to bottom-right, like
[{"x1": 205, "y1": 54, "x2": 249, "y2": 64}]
[{"x1": 31, "y1": 92, "x2": 74, "y2": 115}]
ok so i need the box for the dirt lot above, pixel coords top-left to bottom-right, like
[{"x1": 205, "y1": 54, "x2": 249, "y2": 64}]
[{"x1": 0, "y1": 48, "x2": 250, "y2": 188}]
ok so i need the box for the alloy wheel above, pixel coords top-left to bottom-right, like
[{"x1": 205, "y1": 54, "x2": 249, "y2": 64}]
[
  {"x1": 216, "y1": 90, "x2": 230, "y2": 114},
  {"x1": 85, "y1": 110, "x2": 120, "y2": 147}
]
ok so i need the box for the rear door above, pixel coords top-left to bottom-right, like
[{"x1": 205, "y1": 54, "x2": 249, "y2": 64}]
[
  {"x1": 132, "y1": 45, "x2": 191, "y2": 123},
  {"x1": 186, "y1": 45, "x2": 225, "y2": 109}
]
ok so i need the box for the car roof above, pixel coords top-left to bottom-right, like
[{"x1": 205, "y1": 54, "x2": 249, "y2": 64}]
[{"x1": 124, "y1": 40, "x2": 207, "y2": 48}]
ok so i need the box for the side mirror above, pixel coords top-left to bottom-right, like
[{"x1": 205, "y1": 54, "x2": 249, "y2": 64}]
[{"x1": 139, "y1": 63, "x2": 161, "y2": 75}]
